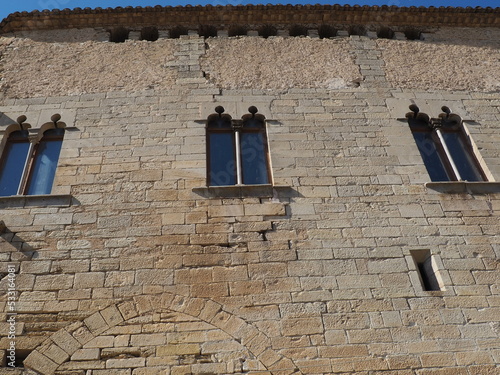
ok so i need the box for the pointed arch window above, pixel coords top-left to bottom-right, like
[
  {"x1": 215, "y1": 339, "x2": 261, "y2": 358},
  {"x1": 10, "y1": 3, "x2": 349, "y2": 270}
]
[
  {"x1": 206, "y1": 106, "x2": 271, "y2": 187},
  {"x1": 0, "y1": 114, "x2": 66, "y2": 197}
]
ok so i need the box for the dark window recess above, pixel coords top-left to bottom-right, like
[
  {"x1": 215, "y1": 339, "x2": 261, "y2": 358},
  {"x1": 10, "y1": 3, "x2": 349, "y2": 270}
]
[
  {"x1": 377, "y1": 27, "x2": 395, "y2": 39},
  {"x1": 228, "y1": 25, "x2": 247, "y2": 37},
  {"x1": 318, "y1": 24, "x2": 337, "y2": 39},
  {"x1": 404, "y1": 27, "x2": 422, "y2": 40},
  {"x1": 348, "y1": 25, "x2": 366, "y2": 36},
  {"x1": 258, "y1": 24, "x2": 277, "y2": 38},
  {"x1": 206, "y1": 106, "x2": 271, "y2": 187},
  {"x1": 411, "y1": 250, "x2": 443, "y2": 291},
  {"x1": 15, "y1": 350, "x2": 30, "y2": 367},
  {"x1": 110, "y1": 27, "x2": 129, "y2": 43},
  {"x1": 199, "y1": 25, "x2": 218, "y2": 38},
  {"x1": 169, "y1": 26, "x2": 188, "y2": 39},
  {"x1": 141, "y1": 27, "x2": 159, "y2": 41},
  {"x1": 3, "y1": 349, "x2": 31, "y2": 367},
  {"x1": 289, "y1": 24, "x2": 308, "y2": 37},
  {"x1": 407, "y1": 105, "x2": 486, "y2": 182}
]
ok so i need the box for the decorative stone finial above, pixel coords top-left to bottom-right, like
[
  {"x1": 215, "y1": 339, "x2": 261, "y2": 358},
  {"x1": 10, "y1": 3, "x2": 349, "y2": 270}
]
[
  {"x1": 51, "y1": 113, "x2": 62, "y2": 124},
  {"x1": 215, "y1": 106, "x2": 225, "y2": 116},
  {"x1": 408, "y1": 104, "x2": 419, "y2": 115},
  {"x1": 248, "y1": 106, "x2": 258, "y2": 116},
  {"x1": 17, "y1": 115, "x2": 27, "y2": 125}
]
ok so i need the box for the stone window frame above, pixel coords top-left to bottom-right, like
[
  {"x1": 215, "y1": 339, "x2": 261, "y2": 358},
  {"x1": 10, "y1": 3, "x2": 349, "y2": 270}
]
[
  {"x1": 404, "y1": 104, "x2": 500, "y2": 194},
  {"x1": 205, "y1": 105, "x2": 273, "y2": 188},
  {"x1": 406, "y1": 105, "x2": 487, "y2": 182},
  {"x1": 405, "y1": 249, "x2": 453, "y2": 296},
  {"x1": 0, "y1": 114, "x2": 71, "y2": 206}
]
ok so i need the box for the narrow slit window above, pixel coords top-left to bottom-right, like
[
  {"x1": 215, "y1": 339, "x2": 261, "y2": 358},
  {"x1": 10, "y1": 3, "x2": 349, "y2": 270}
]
[{"x1": 410, "y1": 250, "x2": 444, "y2": 291}]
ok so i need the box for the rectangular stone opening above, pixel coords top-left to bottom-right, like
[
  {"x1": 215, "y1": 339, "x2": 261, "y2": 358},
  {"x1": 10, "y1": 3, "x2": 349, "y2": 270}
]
[
  {"x1": 410, "y1": 249, "x2": 444, "y2": 291},
  {"x1": 2, "y1": 349, "x2": 30, "y2": 368}
]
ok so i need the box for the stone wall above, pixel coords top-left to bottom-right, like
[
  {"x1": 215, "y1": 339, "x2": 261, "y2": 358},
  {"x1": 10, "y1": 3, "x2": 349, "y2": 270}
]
[
  {"x1": 2, "y1": 27, "x2": 500, "y2": 98},
  {"x1": 0, "y1": 24, "x2": 499, "y2": 375}
]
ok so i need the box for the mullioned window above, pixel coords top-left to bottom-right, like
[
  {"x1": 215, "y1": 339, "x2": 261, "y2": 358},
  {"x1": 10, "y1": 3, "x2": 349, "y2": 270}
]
[
  {"x1": 206, "y1": 106, "x2": 271, "y2": 187},
  {"x1": 0, "y1": 114, "x2": 65, "y2": 197}
]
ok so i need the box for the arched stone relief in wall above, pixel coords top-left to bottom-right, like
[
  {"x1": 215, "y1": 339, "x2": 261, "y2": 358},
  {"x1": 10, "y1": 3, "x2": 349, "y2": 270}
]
[{"x1": 24, "y1": 293, "x2": 296, "y2": 375}]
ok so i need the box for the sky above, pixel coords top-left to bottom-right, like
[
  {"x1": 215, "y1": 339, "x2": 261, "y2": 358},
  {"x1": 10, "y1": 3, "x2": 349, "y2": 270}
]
[{"x1": 0, "y1": 0, "x2": 498, "y2": 23}]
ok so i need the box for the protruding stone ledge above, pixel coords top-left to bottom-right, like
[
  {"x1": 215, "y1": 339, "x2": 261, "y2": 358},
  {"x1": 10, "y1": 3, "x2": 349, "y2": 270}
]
[
  {"x1": 0, "y1": 194, "x2": 73, "y2": 209},
  {"x1": 425, "y1": 181, "x2": 500, "y2": 194},
  {"x1": 192, "y1": 184, "x2": 293, "y2": 198}
]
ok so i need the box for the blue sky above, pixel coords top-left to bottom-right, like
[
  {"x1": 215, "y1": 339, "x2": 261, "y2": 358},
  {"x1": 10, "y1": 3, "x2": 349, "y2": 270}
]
[{"x1": 1, "y1": 0, "x2": 498, "y2": 23}]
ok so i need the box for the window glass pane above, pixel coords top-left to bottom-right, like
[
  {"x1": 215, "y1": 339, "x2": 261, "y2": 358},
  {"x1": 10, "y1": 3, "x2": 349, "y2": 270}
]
[
  {"x1": 240, "y1": 132, "x2": 269, "y2": 185},
  {"x1": 0, "y1": 134, "x2": 30, "y2": 196},
  {"x1": 412, "y1": 131, "x2": 450, "y2": 181},
  {"x1": 208, "y1": 117, "x2": 231, "y2": 129},
  {"x1": 209, "y1": 132, "x2": 236, "y2": 186},
  {"x1": 26, "y1": 131, "x2": 64, "y2": 195},
  {"x1": 243, "y1": 118, "x2": 264, "y2": 129},
  {"x1": 442, "y1": 132, "x2": 484, "y2": 182}
]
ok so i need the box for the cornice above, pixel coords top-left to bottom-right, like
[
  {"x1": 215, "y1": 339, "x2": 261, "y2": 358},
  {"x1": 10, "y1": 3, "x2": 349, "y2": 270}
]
[{"x1": 1, "y1": 4, "x2": 499, "y2": 34}]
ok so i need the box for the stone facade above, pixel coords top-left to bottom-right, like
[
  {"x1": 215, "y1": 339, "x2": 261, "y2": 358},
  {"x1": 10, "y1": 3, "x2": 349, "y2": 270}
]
[{"x1": 0, "y1": 4, "x2": 499, "y2": 375}]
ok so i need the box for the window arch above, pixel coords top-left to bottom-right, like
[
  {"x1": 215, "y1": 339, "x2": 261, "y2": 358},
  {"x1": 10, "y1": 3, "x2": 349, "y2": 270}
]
[
  {"x1": 206, "y1": 106, "x2": 271, "y2": 187},
  {"x1": 0, "y1": 114, "x2": 66, "y2": 196}
]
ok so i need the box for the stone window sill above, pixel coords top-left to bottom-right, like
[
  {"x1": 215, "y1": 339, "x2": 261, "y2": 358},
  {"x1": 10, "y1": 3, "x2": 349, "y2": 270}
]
[
  {"x1": 192, "y1": 184, "x2": 292, "y2": 198},
  {"x1": 0, "y1": 194, "x2": 73, "y2": 208},
  {"x1": 425, "y1": 181, "x2": 500, "y2": 194}
]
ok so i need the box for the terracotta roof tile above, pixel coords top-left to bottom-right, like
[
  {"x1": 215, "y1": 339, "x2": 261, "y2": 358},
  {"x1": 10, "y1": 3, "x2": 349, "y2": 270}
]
[{"x1": 1, "y1": 4, "x2": 499, "y2": 34}]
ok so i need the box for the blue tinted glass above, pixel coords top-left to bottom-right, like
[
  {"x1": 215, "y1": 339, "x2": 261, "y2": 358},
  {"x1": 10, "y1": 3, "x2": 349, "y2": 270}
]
[
  {"x1": 412, "y1": 131, "x2": 450, "y2": 181},
  {"x1": 243, "y1": 118, "x2": 264, "y2": 128},
  {"x1": 0, "y1": 136, "x2": 30, "y2": 196},
  {"x1": 209, "y1": 132, "x2": 236, "y2": 186},
  {"x1": 241, "y1": 132, "x2": 269, "y2": 185},
  {"x1": 208, "y1": 117, "x2": 231, "y2": 129},
  {"x1": 442, "y1": 132, "x2": 483, "y2": 181},
  {"x1": 26, "y1": 134, "x2": 63, "y2": 195}
]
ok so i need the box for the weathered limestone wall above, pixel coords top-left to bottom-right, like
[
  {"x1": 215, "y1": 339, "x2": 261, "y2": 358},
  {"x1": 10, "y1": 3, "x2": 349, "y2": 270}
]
[
  {"x1": 0, "y1": 37, "x2": 177, "y2": 98},
  {"x1": 0, "y1": 29, "x2": 499, "y2": 375},
  {"x1": 379, "y1": 39, "x2": 500, "y2": 92},
  {"x1": 201, "y1": 37, "x2": 361, "y2": 90},
  {"x1": 2, "y1": 28, "x2": 500, "y2": 98}
]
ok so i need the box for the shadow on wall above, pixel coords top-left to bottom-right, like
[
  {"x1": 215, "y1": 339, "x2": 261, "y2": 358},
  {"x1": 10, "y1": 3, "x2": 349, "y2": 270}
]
[
  {"x1": 4, "y1": 28, "x2": 110, "y2": 43},
  {"x1": 6, "y1": 25, "x2": 500, "y2": 49},
  {"x1": 0, "y1": 113, "x2": 16, "y2": 127},
  {"x1": 0, "y1": 221, "x2": 35, "y2": 255}
]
